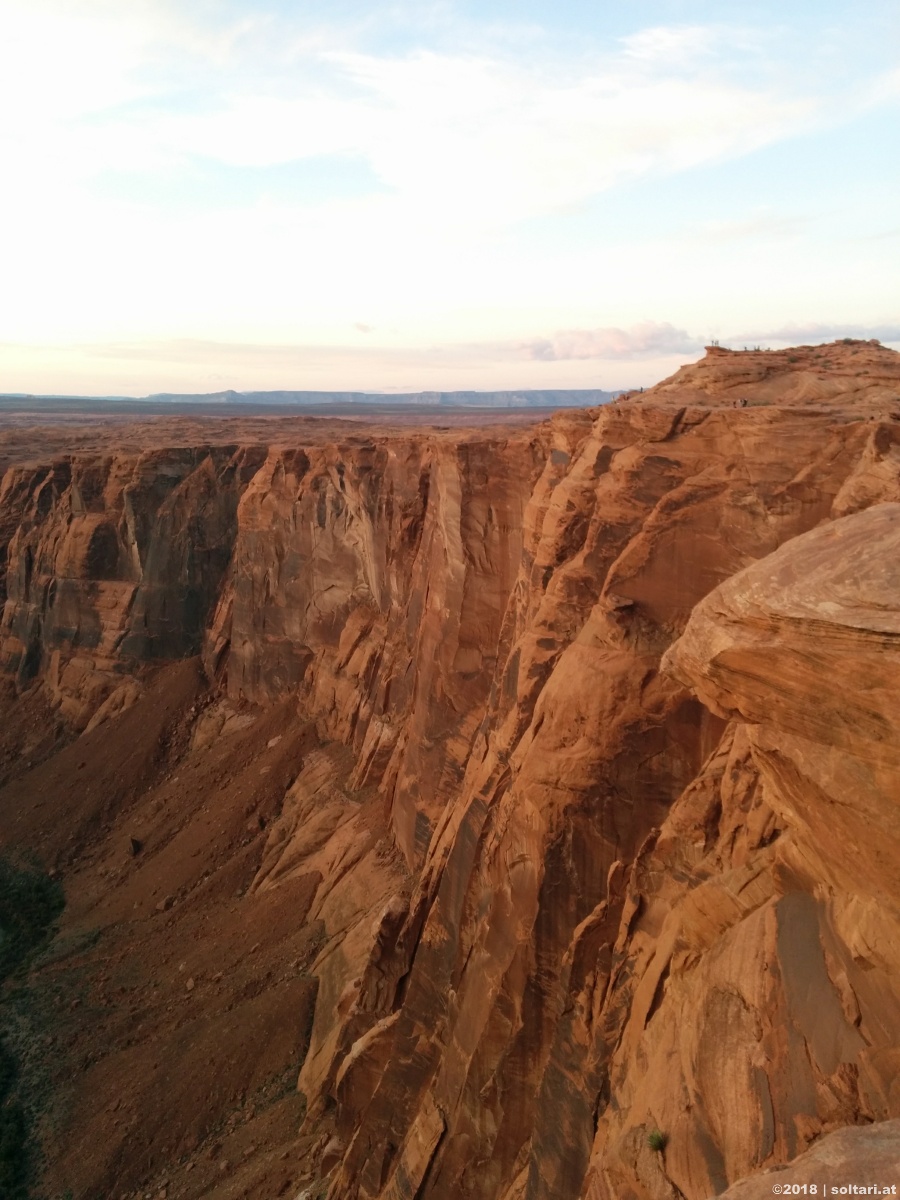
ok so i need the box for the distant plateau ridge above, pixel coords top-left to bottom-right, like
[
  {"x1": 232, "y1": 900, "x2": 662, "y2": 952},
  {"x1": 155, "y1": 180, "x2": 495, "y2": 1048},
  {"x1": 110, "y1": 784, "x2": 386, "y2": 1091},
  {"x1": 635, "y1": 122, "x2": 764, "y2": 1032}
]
[{"x1": 0, "y1": 387, "x2": 619, "y2": 409}]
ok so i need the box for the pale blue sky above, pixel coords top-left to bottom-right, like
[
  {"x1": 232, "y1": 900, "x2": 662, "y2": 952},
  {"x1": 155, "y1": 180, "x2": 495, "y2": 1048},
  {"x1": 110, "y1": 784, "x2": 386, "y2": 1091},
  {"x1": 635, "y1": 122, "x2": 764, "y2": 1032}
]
[{"x1": 1, "y1": 0, "x2": 897, "y2": 394}]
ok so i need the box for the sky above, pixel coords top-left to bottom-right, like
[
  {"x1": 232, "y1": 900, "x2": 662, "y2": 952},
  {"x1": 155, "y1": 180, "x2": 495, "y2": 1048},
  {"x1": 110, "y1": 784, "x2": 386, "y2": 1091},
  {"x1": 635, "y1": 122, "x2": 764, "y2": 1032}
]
[{"x1": 1, "y1": 0, "x2": 898, "y2": 396}]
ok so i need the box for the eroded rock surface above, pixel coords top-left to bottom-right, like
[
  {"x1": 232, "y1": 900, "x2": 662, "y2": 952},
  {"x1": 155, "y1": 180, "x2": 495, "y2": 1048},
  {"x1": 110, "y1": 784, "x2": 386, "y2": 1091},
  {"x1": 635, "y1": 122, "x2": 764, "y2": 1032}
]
[
  {"x1": 717, "y1": 1119, "x2": 900, "y2": 1198},
  {"x1": 576, "y1": 504, "x2": 900, "y2": 1200},
  {"x1": 0, "y1": 445, "x2": 265, "y2": 728},
  {"x1": 0, "y1": 342, "x2": 898, "y2": 1200}
]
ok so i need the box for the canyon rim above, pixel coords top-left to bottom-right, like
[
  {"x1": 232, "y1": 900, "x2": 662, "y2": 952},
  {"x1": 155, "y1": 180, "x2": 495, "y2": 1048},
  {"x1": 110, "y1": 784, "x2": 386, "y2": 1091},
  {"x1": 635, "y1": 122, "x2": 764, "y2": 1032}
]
[{"x1": 1, "y1": 339, "x2": 900, "y2": 1198}]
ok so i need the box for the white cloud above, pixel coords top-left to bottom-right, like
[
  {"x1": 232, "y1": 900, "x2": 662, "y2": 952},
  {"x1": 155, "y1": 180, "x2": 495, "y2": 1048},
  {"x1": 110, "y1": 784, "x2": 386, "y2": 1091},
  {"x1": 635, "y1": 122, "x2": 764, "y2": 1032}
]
[
  {"x1": 0, "y1": 11, "x2": 834, "y2": 354},
  {"x1": 858, "y1": 64, "x2": 900, "y2": 108},
  {"x1": 1, "y1": 3, "x2": 898, "y2": 387},
  {"x1": 0, "y1": 8, "x2": 823, "y2": 234},
  {"x1": 0, "y1": 5, "x2": 826, "y2": 346},
  {"x1": 619, "y1": 25, "x2": 720, "y2": 65},
  {"x1": 289, "y1": 43, "x2": 819, "y2": 230},
  {"x1": 0, "y1": 3, "x2": 152, "y2": 119},
  {"x1": 522, "y1": 322, "x2": 704, "y2": 361},
  {"x1": 0, "y1": 334, "x2": 637, "y2": 393},
  {"x1": 736, "y1": 322, "x2": 900, "y2": 346},
  {"x1": 693, "y1": 211, "x2": 811, "y2": 242}
]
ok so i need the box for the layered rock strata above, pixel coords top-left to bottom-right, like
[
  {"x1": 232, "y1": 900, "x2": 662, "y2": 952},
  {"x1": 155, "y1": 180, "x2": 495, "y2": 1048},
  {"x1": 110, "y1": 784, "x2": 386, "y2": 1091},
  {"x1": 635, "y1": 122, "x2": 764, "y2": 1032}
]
[
  {"x1": 717, "y1": 1119, "x2": 900, "y2": 1199},
  {"x1": 576, "y1": 503, "x2": 900, "y2": 1200},
  {"x1": 0, "y1": 445, "x2": 266, "y2": 727},
  {"x1": 0, "y1": 342, "x2": 898, "y2": 1199}
]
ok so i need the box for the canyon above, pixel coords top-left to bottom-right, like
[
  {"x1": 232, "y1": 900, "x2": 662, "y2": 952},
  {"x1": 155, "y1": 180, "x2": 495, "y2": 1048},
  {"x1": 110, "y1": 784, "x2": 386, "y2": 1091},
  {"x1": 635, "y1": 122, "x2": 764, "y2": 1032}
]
[{"x1": 0, "y1": 338, "x2": 899, "y2": 1199}]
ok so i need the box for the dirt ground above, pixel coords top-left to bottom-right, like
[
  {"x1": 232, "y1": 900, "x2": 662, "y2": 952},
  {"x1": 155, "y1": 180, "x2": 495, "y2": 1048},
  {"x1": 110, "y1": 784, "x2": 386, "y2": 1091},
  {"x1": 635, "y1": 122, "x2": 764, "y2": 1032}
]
[
  {"x1": 0, "y1": 661, "x2": 356, "y2": 1200},
  {"x1": 0, "y1": 403, "x2": 558, "y2": 478}
]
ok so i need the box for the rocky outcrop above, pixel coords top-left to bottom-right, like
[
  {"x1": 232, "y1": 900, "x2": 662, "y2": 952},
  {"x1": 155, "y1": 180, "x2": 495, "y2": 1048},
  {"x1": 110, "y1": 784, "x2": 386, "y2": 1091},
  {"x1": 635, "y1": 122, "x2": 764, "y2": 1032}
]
[
  {"x1": 717, "y1": 1119, "x2": 900, "y2": 1199},
  {"x1": 572, "y1": 503, "x2": 900, "y2": 1200},
  {"x1": 0, "y1": 342, "x2": 899, "y2": 1200},
  {"x1": 646, "y1": 338, "x2": 900, "y2": 411}
]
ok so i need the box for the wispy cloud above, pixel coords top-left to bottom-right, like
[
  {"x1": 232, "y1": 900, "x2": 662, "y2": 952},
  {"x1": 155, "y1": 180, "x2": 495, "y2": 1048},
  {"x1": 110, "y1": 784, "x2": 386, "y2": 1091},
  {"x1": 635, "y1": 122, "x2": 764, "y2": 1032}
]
[
  {"x1": 0, "y1": 2, "x2": 846, "y2": 349},
  {"x1": 234, "y1": 39, "x2": 819, "y2": 230},
  {"x1": 1, "y1": 2, "x2": 898, "y2": 389},
  {"x1": 522, "y1": 322, "x2": 704, "y2": 361},
  {"x1": 693, "y1": 211, "x2": 811, "y2": 242},
  {"x1": 0, "y1": 6, "x2": 825, "y2": 234},
  {"x1": 736, "y1": 322, "x2": 900, "y2": 345},
  {"x1": 4, "y1": 317, "x2": 898, "y2": 398},
  {"x1": 862, "y1": 227, "x2": 900, "y2": 242},
  {"x1": 619, "y1": 25, "x2": 720, "y2": 65},
  {"x1": 0, "y1": 334, "x2": 627, "y2": 393}
]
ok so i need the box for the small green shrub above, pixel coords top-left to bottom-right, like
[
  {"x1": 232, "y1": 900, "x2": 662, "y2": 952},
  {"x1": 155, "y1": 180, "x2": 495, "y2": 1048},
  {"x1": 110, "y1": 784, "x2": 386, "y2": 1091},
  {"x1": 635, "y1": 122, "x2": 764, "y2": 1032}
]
[{"x1": 647, "y1": 1129, "x2": 668, "y2": 1153}]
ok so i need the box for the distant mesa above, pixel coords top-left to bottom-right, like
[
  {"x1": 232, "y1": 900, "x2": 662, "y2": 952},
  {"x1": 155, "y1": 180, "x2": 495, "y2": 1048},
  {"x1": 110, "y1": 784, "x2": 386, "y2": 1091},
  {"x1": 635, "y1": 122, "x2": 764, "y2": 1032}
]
[
  {"x1": 140, "y1": 388, "x2": 620, "y2": 408},
  {"x1": 0, "y1": 387, "x2": 622, "y2": 412}
]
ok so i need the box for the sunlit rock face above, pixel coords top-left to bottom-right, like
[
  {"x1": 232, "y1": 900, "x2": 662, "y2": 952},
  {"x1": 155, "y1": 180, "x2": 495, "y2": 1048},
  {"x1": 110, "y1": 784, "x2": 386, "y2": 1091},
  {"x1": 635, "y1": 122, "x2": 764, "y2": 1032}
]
[
  {"x1": 1, "y1": 342, "x2": 900, "y2": 1200},
  {"x1": 715, "y1": 1119, "x2": 900, "y2": 1199},
  {"x1": 204, "y1": 434, "x2": 543, "y2": 868},
  {"x1": 576, "y1": 503, "x2": 900, "y2": 1200},
  {"x1": 315, "y1": 410, "x2": 900, "y2": 1200}
]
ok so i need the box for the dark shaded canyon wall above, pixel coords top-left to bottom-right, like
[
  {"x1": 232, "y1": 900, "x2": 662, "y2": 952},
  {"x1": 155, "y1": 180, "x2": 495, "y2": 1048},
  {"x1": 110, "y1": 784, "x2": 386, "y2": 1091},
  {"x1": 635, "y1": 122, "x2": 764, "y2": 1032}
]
[
  {"x1": 1, "y1": 390, "x2": 899, "y2": 1199},
  {"x1": 0, "y1": 446, "x2": 265, "y2": 726}
]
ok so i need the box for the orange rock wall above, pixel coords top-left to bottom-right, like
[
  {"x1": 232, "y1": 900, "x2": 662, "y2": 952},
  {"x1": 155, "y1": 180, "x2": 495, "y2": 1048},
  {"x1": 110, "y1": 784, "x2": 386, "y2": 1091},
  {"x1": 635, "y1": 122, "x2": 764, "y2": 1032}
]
[
  {"x1": 203, "y1": 434, "x2": 545, "y2": 867},
  {"x1": 0, "y1": 446, "x2": 265, "y2": 726},
  {"x1": 2, "y1": 342, "x2": 900, "y2": 1199},
  {"x1": 315, "y1": 405, "x2": 900, "y2": 1200}
]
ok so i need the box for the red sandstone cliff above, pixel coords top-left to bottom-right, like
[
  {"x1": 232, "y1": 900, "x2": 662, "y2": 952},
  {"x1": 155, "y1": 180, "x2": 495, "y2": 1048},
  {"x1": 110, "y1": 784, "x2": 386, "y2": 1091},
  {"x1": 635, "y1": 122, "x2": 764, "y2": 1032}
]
[{"x1": 0, "y1": 341, "x2": 898, "y2": 1200}]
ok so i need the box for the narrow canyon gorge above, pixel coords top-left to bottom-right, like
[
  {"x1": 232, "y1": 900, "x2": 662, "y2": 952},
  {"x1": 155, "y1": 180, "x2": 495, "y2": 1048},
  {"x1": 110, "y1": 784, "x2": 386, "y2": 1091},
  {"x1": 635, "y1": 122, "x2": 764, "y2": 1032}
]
[{"x1": 1, "y1": 339, "x2": 899, "y2": 1199}]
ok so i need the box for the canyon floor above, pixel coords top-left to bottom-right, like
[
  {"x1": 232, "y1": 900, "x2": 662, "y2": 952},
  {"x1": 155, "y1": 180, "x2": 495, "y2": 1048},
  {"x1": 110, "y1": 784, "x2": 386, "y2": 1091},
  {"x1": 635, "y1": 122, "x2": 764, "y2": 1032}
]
[{"x1": 0, "y1": 340, "x2": 899, "y2": 1200}]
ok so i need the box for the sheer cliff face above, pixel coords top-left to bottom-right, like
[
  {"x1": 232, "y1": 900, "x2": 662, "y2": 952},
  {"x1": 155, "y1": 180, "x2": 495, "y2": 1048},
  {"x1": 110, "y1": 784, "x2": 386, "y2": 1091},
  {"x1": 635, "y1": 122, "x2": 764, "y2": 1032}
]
[
  {"x1": 204, "y1": 435, "x2": 544, "y2": 867},
  {"x1": 0, "y1": 445, "x2": 266, "y2": 727},
  {"x1": 1, "y1": 342, "x2": 900, "y2": 1200},
  {"x1": 315, "y1": 404, "x2": 900, "y2": 1200},
  {"x1": 577, "y1": 504, "x2": 900, "y2": 1200}
]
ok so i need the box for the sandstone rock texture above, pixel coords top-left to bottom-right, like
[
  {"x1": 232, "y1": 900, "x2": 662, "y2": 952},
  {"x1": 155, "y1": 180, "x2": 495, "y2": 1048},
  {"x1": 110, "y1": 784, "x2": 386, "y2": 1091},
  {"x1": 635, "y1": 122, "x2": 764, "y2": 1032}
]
[
  {"x1": 717, "y1": 1119, "x2": 900, "y2": 1199},
  {"x1": 0, "y1": 444, "x2": 266, "y2": 727},
  {"x1": 578, "y1": 503, "x2": 900, "y2": 1200},
  {"x1": 0, "y1": 341, "x2": 899, "y2": 1200}
]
